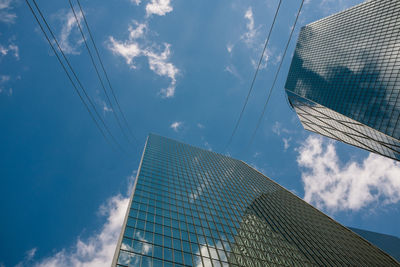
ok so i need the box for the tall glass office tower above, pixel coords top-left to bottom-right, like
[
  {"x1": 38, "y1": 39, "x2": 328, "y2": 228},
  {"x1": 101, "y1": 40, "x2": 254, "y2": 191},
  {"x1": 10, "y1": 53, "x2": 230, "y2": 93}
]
[
  {"x1": 285, "y1": 0, "x2": 400, "y2": 161},
  {"x1": 112, "y1": 134, "x2": 398, "y2": 266}
]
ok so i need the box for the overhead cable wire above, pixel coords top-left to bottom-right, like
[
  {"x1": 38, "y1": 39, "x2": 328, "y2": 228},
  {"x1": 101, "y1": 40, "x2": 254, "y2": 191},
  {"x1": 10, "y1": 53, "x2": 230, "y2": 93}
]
[
  {"x1": 69, "y1": 0, "x2": 134, "y2": 147},
  {"x1": 24, "y1": 0, "x2": 113, "y2": 150},
  {"x1": 247, "y1": 0, "x2": 304, "y2": 148},
  {"x1": 76, "y1": 0, "x2": 138, "y2": 145},
  {"x1": 224, "y1": 0, "x2": 282, "y2": 152},
  {"x1": 27, "y1": 0, "x2": 125, "y2": 153}
]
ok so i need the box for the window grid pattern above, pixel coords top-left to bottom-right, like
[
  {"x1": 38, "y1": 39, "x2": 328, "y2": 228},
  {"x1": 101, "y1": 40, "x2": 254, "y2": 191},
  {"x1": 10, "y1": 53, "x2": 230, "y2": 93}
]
[
  {"x1": 285, "y1": 0, "x2": 400, "y2": 155},
  {"x1": 287, "y1": 90, "x2": 400, "y2": 160},
  {"x1": 114, "y1": 134, "x2": 399, "y2": 266}
]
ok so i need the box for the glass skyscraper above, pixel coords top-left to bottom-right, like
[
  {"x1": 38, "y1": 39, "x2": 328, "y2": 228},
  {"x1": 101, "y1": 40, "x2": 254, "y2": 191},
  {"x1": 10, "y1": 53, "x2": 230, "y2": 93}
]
[
  {"x1": 112, "y1": 134, "x2": 398, "y2": 266},
  {"x1": 349, "y1": 227, "x2": 400, "y2": 262},
  {"x1": 285, "y1": 0, "x2": 400, "y2": 161}
]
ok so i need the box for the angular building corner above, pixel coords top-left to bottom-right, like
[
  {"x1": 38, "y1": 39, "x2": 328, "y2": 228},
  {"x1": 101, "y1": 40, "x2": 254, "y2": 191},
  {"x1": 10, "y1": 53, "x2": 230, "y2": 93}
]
[
  {"x1": 112, "y1": 133, "x2": 399, "y2": 266},
  {"x1": 285, "y1": 0, "x2": 400, "y2": 161}
]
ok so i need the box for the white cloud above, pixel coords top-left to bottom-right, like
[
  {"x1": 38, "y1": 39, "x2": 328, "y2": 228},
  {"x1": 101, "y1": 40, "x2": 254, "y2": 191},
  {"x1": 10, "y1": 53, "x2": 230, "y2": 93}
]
[
  {"x1": 226, "y1": 43, "x2": 233, "y2": 54},
  {"x1": 0, "y1": 43, "x2": 19, "y2": 59},
  {"x1": 8, "y1": 43, "x2": 18, "y2": 59},
  {"x1": 130, "y1": 0, "x2": 141, "y2": 5},
  {"x1": 273, "y1": 52, "x2": 282, "y2": 65},
  {"x1": 102, "y1": 101, "x2": 112, "y2": 113},
  {"x1": 146, "y1": 0, "x2": 173, "y2": 17},
  {"x1": 203, "y1": 141, "x2": 212, "y2": 151},
  {"x1": 128, "y1": 22, "x2": 147, "y2": 39},
  {"x1": 108, "y1": 37, "x2": 141, "y2": 67},
  {"x1": 227, "y1": 6, "x2": 279, "y2": 74},
  {"x1": 0, "y1": 0, "x2": 11, "y2": 9},
  {"x1": 0, "y1": 86, "x2": 12, "y2": 96},
  {"x1": 108, "y1": 22, "x2": 179, "y2": 98},
  {"x1": 95, "y1": 96, "x2": 113, "y2": 114},
  {"x1": 0, "y1": 0, "x2": 16, "y2": 24},
  {"x1": 0, "y1": 75, "x2": 10, "y2": 83},
  {"x1": 197, "y1": 123, "x2": 204, "y2": 129},
  {"x1": 200, "y1": 136, "x2": 212, "y2": 151},
  {"x1": 30, "y1": 194, "x2": 129, "y2": 267},
  {"x1": 0, "y1": 45, "x2": 7, "y2": 55},
  {"x1": 145, "y1": 44, "x2": 178, "y2": 98},
  {"x1": 272, "y1": 121, "x2": 290, "y2": 136},
  {"x1": 126, "y1": 171, "x2": 137, "y2": 196},
  {"x1": 250, "y1": 52, "x2": 270, "y2": 70},
  {"x1": 297, "y1": 135, "x2": 400, "y2": 212},
  {"x1": 58, "y1": 10, "x2": 84, "y2": 55},
  {"x1": 15, "y1": 248, "x2": 37, "y2": 267},
  {"x1": 283, "y1": 137, "x2": 291, "y2": 151},
  {"x1": 241, "y1": 7, "x2": 258, "y2": 47},
  {"x1": 224, "y1": 64, "x2": 241, "y2": 80},
  {"x1": 170, "y1": 121, "x2": 182, "y2": 132},
  {"x1": 0, "y1": 74, "x2": 12, "y2": 96}
]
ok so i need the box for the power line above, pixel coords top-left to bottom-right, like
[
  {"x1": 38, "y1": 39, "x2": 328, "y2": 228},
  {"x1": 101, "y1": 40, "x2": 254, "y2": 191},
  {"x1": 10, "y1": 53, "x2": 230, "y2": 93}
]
[
  {"x1": 224, "y1": 0, "x2": 282, "y2": 152},
  {"x1": 26, "y1": 0, "x2": 125, "y2": 153},
  {"x1": 76, "y1": 0, "x2": 138, "y2": 145},
  {"x1": 69, "y1": 0, "x2": 135, "y2": 146},
  {"x1": 247, "y1": 0, "x2": 304, "y2": 148},
  {"x1": 24, "y1": 0, "x2": 113, "y2": 149}
]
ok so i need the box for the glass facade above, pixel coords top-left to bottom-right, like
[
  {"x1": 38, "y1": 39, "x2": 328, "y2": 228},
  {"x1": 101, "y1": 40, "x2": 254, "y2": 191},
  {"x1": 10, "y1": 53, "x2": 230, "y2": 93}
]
[
  {"x1": 285, "y1": 0, "x2": 400, "y2": 161},
  {"x1": 112, "y1": 134, "x2": 398, "y2": 266},
  {"x1": 349, "y1": 227, "x2": 400, "y2": 262}
]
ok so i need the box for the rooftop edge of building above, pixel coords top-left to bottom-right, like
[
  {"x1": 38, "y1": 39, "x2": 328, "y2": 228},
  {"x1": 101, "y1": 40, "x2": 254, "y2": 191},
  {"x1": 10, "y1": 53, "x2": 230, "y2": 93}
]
[{"x1": 305, "y1": 0, "x2": 374, "y2": 27}]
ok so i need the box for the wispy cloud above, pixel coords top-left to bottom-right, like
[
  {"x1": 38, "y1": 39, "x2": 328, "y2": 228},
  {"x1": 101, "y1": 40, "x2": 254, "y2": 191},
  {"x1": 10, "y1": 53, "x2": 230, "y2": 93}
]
[
  {"x1": 203, "y1": 141, "x2": 212, "y2": 151},
  {"x1": 197, "y1": 123, "x2": 204, "y2": 129},
  {"x1": 108, "y1": 22, "x2": 179, "y2": 98},
  {"x1": 0, "y1": 74, "x2": 12, "y2": 96},
  {"x1": 250, "y1": 51, "x2": 270, "y2": 70},
  {"x1": 226, "y1": 43, "x2": 233, "y2": 54},
  {"x1": 100, "y1": 100, "x2": 113, "y2": 114},
  {"x1": 226, "y1": 5, "x2": 282, "y2": 71},
  {"x1": 0, "y1": 75, "x2": 10, "y2": 83},
  {"x1": 241, "y1": 7, "x2": 258, "y2": 47},
  {"x1": 145, "y1": 44, "x2": 178, "y2": 98},
  {"x1": 15, "y1": 248, "x2": 37, "y2": 267},
  {"x1": 272, "y1": 121, "x2": 290, "y2": 136},
  {"x1": 0, "y1": 43, "x2": 19, "y2": 60},
  {"x1": 130, "y1": 0, "x2": 141, "y2": 5},
  {"x1": 224, "y1": 64, "x2": 242, "y2": 80},
  {"x1": 17, "y1": 171, "x2": 138, "y2": 267},
  {"x1": 200, "y1": 136, "x2": 212, "y2": 151},
  {"x1": 146, "y1": 0, "x2": 173, "y2": 17},
  {"x1": 57, "y1": 10, "x2": 84, "y2": 55},
  {"x1": 30, "y1": 194, "x2": 128, "y2": 267},
  {"x1": 297, "y1": 135, "x2": 400, "y2": 212},
  {"x1": 283, "y1": 137, "x2": 291, "y2": 151},
  {"x1": 108, "y1": 37, "x2": 141, "y2": 67},
  {"x1": 170, "y1": 121, "x2": 182, "y2": 132},
  {"x1": 253, "y1": 152, "x2": 261, "y2": 158},
  {"x1": 0, "y1": 0, "x2": 16, "y2": 24}
]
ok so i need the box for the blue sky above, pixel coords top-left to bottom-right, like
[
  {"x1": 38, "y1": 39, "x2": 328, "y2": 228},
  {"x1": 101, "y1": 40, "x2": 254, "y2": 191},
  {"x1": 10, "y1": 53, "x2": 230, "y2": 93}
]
[{"x1": 1, "y1": 0, "x2": 400, "y2": 266}]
